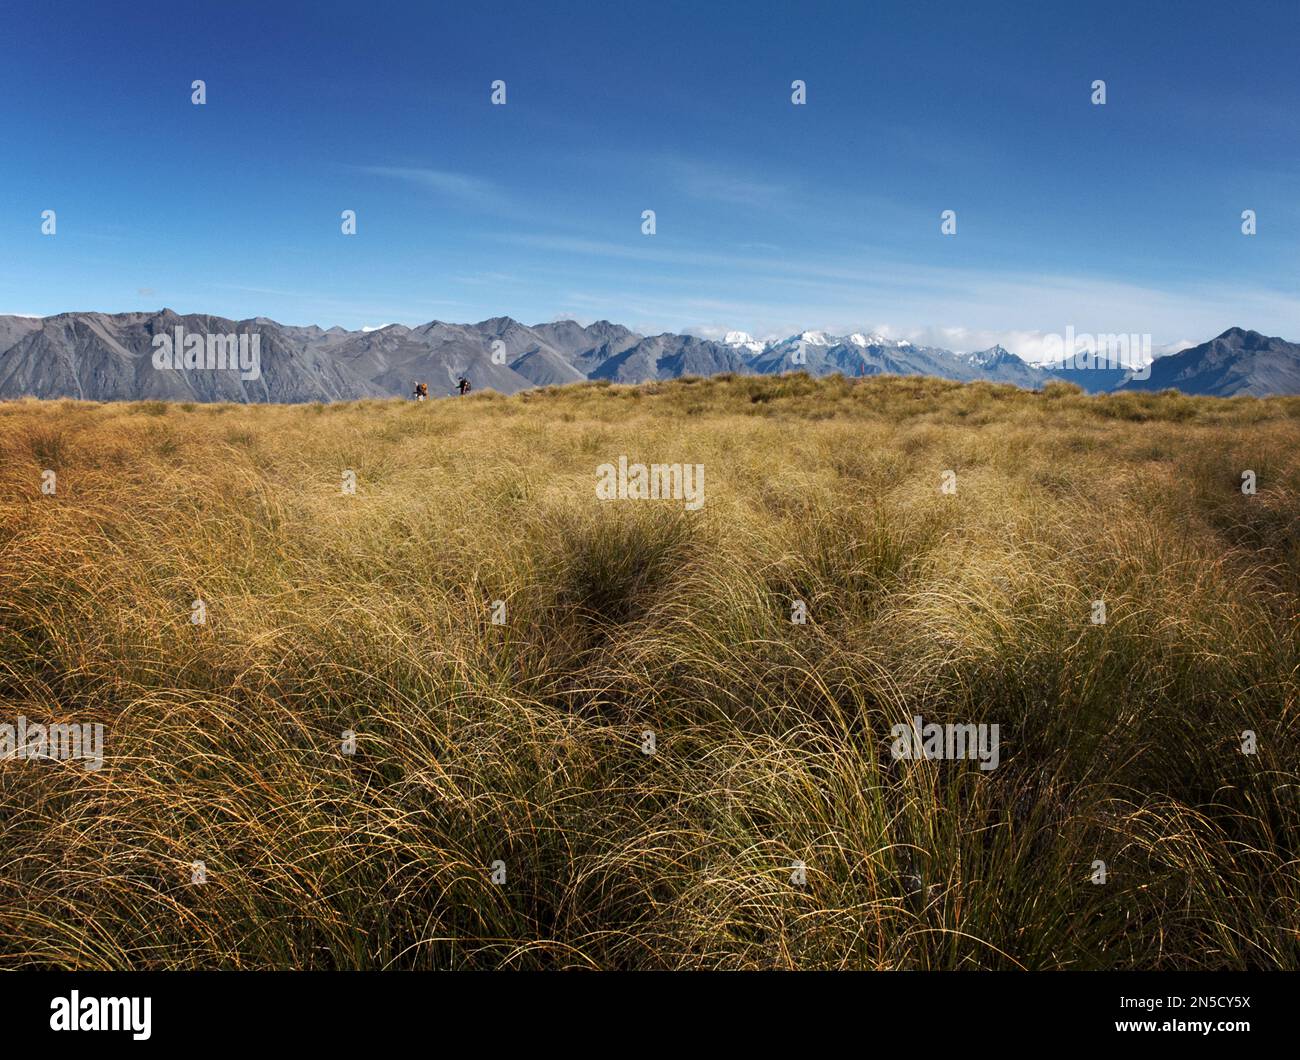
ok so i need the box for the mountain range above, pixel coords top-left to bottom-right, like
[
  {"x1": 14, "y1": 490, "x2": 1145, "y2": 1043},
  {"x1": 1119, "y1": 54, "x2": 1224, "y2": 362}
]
[{"x1": 1, "y1": 310, "x2": 1297, "y2": 402}]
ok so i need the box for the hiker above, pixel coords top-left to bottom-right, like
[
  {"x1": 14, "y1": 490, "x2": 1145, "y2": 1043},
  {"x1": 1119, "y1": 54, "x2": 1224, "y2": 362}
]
[
  {"x1": 412, "y1": 382, "x2": 428, "y2": 401},
  {"x1": 455, "y1": 376, "x2": 471, "y2": 396}
]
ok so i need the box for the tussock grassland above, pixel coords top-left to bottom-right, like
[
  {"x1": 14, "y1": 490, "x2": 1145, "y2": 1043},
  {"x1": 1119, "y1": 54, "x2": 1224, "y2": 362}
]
[{"x1": 1, "y1": 373, "x2": 1298, "y2": 969}]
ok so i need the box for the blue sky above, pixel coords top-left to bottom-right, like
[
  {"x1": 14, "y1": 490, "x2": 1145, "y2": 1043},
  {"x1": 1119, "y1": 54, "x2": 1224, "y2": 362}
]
[{"x1": 2, "y1": 0, "x2": 1298, "y2": 355}]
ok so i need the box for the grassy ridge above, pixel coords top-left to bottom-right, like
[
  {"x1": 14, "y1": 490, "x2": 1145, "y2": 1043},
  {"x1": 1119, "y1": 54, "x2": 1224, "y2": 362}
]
[{"x1": 1, "y1": 373, "x2": 1298, "y2": 969}]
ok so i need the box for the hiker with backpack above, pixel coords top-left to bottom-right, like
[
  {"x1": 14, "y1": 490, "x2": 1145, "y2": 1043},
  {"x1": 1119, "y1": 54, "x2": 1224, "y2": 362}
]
[
  {"x1": 412, "y1": 381, "x2": 428, "y2": 401},
  {"x1": 455, "y1": 376, "x2": 471, "y2": 396}
]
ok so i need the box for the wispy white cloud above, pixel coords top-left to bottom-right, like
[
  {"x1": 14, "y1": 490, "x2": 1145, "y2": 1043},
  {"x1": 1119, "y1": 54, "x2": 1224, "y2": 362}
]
[
  {"x1": 452, "y1": 270, "x2": 522, "y2": 286},
  {"x1": 541, "y1": 262, "x2": 1300, "y2": 355},
  {"x1": 353, "y1": 166, "x2": 514, "y2": 213},
  {"x1": 664, "y1": 158, "x2": 790, "y2": 208}
]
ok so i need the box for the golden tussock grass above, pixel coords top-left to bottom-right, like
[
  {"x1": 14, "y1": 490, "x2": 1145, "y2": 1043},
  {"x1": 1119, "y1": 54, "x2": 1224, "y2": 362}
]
[{"x1": 0, "y1": 373, "x2": 1297, "y2": 968}]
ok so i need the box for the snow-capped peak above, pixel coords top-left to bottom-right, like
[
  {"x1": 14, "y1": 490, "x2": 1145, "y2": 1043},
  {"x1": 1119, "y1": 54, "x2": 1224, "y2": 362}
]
[
  {"x1": 963, "y1": 344, "x2": 1012, "y2": 367},
  {"x1": 796, "y1": 330, "x2": 833, "y2": 346},
  {"x1": 723, "y1": 330, "x2": 766, "y2": 355},
  {"x1": 848, "y1": 332, "x2": 909, "y2": 348},
  {"x1": 734, "y1": 328, "x2": 921, "y2": 353}
]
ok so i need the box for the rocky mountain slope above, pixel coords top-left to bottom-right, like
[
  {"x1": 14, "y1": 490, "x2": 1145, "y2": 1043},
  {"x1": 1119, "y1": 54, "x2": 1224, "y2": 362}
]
[{"x1": 1, "y1": 312, "x2": 1295, "y2": 402}]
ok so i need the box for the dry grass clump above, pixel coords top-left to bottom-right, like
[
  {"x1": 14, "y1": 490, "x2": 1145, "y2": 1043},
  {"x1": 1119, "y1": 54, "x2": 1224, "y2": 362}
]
[{"x1": 0, "y1": 374, "x2": 1297, "y2": 968}]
